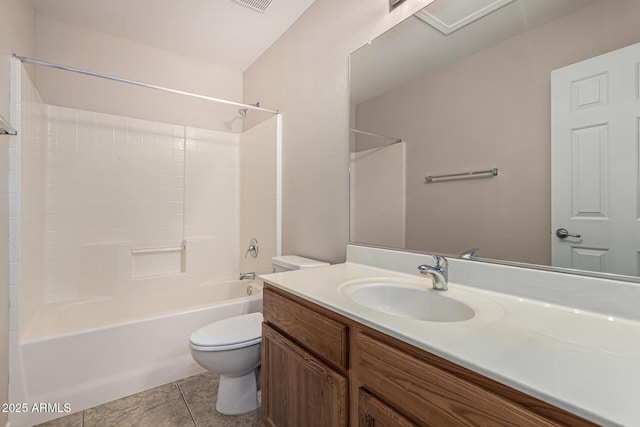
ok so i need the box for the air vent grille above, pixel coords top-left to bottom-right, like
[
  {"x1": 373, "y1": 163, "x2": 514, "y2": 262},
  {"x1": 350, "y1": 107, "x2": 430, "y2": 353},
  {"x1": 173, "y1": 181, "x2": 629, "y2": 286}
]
[
  {"x1": 233, "y1": 0, "x2": 272, "y2": 13},
  {"x1": 390, "y1": 0, "x2": 407, "y2": 10}
]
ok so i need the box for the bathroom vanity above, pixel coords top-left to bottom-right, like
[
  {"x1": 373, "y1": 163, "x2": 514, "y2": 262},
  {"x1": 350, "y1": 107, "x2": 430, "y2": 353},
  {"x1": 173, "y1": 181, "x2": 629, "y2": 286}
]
[
  {"x1": 260, "y1": 245, "x2": 640, "y2": 427},
  {"x1": 263, "y1": 285, "x2": 593, "y2": 426}
]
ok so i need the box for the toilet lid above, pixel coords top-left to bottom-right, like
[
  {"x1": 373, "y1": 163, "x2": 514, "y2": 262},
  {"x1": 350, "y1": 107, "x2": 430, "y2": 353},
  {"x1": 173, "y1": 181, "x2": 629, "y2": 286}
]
[{"x1": 190, "y1": 312, "x2": 263, "y2": 349}]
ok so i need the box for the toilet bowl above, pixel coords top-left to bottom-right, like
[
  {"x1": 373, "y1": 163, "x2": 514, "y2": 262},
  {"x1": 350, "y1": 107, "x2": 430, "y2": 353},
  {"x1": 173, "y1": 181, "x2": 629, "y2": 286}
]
[
  {"x1": 189, "y1": 312, "x2": 263, "y2": 415},
  {"x1": 189, "y1": 255, "x2": 329, "y2": 415}
]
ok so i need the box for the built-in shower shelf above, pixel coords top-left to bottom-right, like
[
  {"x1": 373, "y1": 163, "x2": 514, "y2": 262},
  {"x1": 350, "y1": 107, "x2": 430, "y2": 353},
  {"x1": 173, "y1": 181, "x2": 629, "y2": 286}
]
[
  {"x1": 131, "y1": 241, "x2": 186, "y2": 278},
  {"x1": 131, "y1": 243, "x2": 186, "y2": 255}
]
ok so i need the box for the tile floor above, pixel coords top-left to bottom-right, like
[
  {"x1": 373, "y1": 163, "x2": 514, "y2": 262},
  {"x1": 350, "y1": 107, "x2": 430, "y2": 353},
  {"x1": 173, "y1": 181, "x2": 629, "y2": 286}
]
[{"x1": 36, "y1": 372, "x2": 262, "y2": 427}]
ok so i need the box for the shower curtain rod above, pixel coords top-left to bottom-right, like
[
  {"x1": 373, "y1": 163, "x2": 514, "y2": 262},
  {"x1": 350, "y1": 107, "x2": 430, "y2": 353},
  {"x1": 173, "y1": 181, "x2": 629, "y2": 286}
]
[
  {"x1": 350, "y1": 128, "x2": 403, "y2": 143},
  {"x1": 13, "y1": 54, "x2": 279, "y2": 115},
  {"x1": 0, "y1": 113, "x2": 17, "y2": 135}
]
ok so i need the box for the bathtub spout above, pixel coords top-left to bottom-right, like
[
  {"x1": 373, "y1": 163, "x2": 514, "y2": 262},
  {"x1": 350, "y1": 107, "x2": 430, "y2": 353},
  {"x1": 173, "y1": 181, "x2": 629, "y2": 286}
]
[{"x1": 240, "y1": 272, "x2": 256, "y2": 280}]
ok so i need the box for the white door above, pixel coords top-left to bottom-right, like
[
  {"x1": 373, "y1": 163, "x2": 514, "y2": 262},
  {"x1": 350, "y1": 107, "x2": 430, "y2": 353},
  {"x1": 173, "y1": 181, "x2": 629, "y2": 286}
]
[{"x1": 551, "y1": 42, "x2": 640, "y2": 276}]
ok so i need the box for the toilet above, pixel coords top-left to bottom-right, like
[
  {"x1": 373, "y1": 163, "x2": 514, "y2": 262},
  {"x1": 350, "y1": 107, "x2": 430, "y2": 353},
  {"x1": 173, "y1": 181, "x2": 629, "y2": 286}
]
[
  {"x1": 271, "y1": 255, "x2": 329, "y2": 273},
  {"x1": 189, "y1": 255, "x2": 329, "y2": 415}
]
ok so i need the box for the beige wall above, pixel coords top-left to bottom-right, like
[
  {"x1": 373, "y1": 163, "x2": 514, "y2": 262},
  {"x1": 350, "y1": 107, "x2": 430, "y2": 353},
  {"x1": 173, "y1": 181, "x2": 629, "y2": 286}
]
[
  {"x1": 356, "y1": 0, "x2": 640, "y2": 265},
  {"x1": 1, "y1": 0, "x2": 36, "y2": 424},
  {"x1": 244, "y1": 0, "x2": 434, "y2": 264},
  {"x1": 0, "y1": 0, "x2": 35, "y2": 120},
  {"x1": 34, "y1": 15, "x2": 243, "y2": 132}
]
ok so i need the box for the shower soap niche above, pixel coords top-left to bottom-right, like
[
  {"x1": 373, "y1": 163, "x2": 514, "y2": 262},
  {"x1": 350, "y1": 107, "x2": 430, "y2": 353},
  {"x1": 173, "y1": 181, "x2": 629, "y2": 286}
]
[{"x1": 131, "y1": 240, "x2": 186, "y2": 278}]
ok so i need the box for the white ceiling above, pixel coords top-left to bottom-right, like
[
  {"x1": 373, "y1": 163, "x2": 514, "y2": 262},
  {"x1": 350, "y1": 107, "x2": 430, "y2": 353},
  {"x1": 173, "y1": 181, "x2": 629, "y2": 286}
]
[{"x1": 33, "y1": 0, "x2": 317, "y2": 71}]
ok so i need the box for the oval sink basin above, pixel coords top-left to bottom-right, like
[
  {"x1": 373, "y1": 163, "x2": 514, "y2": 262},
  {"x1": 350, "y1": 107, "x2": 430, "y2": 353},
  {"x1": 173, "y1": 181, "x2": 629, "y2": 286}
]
[{"x1": 340, "y1": 278, "x2": 476, "y2": 322}]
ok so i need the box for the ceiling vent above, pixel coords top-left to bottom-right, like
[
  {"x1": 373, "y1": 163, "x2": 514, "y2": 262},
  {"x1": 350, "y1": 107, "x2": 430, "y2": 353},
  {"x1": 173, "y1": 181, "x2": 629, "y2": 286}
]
[
  {"x1": 233, "y1": 0, "x2": 273, "y2": 13},
  {"x1": 415, "y1": 0, "x2": 515, "y2": 35},
  {"x1": 389, "y1": 0, "x2": 407, "y2": 11}
]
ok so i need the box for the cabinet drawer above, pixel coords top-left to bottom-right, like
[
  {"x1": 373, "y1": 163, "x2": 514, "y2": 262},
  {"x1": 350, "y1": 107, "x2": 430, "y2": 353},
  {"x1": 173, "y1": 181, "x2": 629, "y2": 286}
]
[
  {"x1": 359, "y1": 389, "x2": 418, "y2": 427},
  {"x1": 356, "y1": 332, "x2": 560, "y2": 427},
  {"x1": 263, "y1": 287, "x2": 348, "y2": 371}
]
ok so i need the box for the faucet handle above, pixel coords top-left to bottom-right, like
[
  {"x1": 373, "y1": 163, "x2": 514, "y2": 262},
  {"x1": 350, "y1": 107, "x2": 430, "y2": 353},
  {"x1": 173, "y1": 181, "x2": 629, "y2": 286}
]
[
  {"x1": 460, "y1": 248, "x2": 479, "y2": 260},
  {"x1": 432, "y1": 254, "x2": 448, "y2": 270},
  {"x1": 245, "y1": 237, "x2": 259, "y2": 258},
  {"x1": 419, "y1": 255, "x2": 448, "y2": 273}
]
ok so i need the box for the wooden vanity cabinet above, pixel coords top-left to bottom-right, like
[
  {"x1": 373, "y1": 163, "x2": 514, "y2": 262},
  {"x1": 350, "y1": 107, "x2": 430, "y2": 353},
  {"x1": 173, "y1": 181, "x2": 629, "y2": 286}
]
[
  {"x1": 262, "y1": 284, "x2": 597, "y2": 427},
  {"x1": 262, "y1": 286, "x2": 348, "y2": 427},
  {"x1": 262, "y1": 324, "x2": 347, "y2": 427}
]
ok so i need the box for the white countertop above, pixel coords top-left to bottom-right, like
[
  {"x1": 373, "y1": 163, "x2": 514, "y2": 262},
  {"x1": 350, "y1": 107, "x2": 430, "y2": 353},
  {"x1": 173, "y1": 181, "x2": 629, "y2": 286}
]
[{"x1": 261, "y1": 261, "x2": 640, "y2": 427}]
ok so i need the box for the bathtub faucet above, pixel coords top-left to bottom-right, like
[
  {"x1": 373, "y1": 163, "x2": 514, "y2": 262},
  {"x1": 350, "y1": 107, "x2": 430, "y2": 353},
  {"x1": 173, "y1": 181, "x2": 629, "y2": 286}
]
[{"x1": 240, "y1": 272, "x2": 256, "y2": 280}]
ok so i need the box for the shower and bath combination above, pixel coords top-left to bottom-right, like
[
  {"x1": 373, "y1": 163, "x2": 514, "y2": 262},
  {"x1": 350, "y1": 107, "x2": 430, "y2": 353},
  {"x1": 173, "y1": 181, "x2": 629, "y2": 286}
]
[{"x1": 9, "y1": 54, "x2": 281, "y2": 425}]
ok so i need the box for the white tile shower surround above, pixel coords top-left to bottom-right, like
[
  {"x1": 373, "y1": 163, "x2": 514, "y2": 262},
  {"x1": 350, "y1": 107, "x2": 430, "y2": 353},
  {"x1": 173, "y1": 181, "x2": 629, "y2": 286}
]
[
  {"x1": 10, "y1": 64, "x2": 47, "y2": 336},
  {"x1": 18, "y1": 104, "x2": 242, "y2": 308},
  {"x1": 9, "y1": 96, "x2": 246, "y2": 425},
  {"x1": 10, "y1": 64, "x2": 245, "y2": 341}
]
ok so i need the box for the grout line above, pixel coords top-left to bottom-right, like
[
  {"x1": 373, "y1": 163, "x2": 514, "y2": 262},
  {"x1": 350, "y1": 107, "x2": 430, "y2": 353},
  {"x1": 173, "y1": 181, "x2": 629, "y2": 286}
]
[{"x1": 176, "y1": 381, "x2": 198, "y2": 427}]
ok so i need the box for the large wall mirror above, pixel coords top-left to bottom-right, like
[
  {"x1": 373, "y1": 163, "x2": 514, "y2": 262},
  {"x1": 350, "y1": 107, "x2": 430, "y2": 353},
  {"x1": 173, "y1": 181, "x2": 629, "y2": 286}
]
[{"x1": 349, "y1": 0, "x2": 640, "y2": 282}]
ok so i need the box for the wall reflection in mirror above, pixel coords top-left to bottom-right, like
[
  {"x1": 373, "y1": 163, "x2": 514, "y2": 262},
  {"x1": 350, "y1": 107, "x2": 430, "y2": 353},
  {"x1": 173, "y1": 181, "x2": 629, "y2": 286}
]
[{"x1": 349, "y1": 0, "x2": 640, "y2": 281}]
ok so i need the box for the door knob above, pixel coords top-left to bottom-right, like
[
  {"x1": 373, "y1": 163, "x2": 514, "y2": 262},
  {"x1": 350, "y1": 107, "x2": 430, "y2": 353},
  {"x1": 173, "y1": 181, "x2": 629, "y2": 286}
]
[{"x1": 555, "y1": 228, "x2": 581, "y2": 239}]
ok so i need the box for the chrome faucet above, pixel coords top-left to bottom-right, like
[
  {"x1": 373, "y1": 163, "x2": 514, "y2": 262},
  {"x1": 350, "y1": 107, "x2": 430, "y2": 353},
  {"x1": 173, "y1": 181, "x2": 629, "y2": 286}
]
[
  {"x1": 239, "y1": 272, "x2": 256, "y2": 280},
  {"x1": 417, "y1": 255, "x2": 448, "y2": 291}
]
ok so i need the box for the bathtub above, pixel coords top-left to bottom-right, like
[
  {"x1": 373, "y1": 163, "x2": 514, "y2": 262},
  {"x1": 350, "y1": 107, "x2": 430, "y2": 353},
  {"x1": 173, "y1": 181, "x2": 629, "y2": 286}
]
[{"x1": 11, "y1": 279, "x2": 262, "y2": 426}]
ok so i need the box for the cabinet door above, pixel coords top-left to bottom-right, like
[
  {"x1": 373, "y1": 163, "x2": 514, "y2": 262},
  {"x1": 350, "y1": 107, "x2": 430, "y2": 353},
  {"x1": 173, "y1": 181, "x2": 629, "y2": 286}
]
[
  {"x1": 359, "y1": 389, "x2": 418, "y2": 427},
  {"x1": 262, "y1": 323, "x2": 347, "y2": 427}
]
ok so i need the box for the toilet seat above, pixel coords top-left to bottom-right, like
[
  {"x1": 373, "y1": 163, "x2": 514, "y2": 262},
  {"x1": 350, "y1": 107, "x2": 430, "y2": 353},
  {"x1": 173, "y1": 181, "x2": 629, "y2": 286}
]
[{"x1": 190, "y1": 312, "x2": 263, "y2": 352}]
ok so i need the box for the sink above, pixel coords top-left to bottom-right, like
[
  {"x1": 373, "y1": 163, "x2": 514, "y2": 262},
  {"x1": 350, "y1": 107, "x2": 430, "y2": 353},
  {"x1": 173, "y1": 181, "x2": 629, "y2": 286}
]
[{"x1": 339, "y1": 278, "x2": 475, "y2": 322}]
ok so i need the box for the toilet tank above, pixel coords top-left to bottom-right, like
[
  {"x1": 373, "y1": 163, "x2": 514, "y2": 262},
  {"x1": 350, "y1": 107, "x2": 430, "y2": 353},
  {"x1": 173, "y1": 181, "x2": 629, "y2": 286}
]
[{"x1": 271, "y1": 255, "x2": 329, "y2": 273}]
